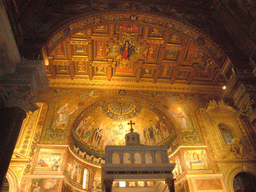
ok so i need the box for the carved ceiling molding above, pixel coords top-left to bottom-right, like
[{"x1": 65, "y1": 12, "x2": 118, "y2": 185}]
[
  {"x1": 48, "y1": 76, "x2": 223, "y2": 94},
  {"x1": 46, "y1": 12, "x2": 227, "y2": 66},
  {"x1": 43, "y1": 12, "x2": 231, "y2": 86}
]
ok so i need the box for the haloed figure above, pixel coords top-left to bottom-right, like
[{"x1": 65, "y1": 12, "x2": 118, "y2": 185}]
[{"x1": 121, "y1": 41, "x2": 134, "y2": 60}]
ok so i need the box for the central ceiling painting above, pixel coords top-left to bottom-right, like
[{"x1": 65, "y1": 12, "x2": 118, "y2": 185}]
[{"x1": 70, "y1": 96, "x2": 177, "y2": 159}]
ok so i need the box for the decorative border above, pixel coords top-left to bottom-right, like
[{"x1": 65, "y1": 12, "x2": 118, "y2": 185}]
[{"x1": 47, "y1": 76, "x2": 224, "y2": 94}]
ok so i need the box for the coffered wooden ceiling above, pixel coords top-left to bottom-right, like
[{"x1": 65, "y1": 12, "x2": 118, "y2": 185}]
[{"x1": 42, "y1": 12, "x2": 230, "y2": 91}]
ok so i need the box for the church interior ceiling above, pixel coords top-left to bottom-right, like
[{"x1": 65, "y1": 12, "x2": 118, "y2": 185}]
[
  {"x1": 43, "y1": 12, "x2": 230, "y2": 90},
  {"x1": 4, "y1": 1, "x2": 256, "y2": 191},
  {"x1": 9, "y1": 0, "x2": 238, "y2": 65}
]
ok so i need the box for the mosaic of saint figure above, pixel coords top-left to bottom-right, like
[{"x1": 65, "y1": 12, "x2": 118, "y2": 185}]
[
  {"x1": 169, "y1": 107, "x2": 191, "y2": 131},
  {"x1": 91, "y1": 124, "x2": 103, "y2": 148},
  {"x1": 53, "y1": 103, "x2": 78, "y2": 128},
  {"x1": 75, "y1": 116, "x2": 91, "y2": 137}
]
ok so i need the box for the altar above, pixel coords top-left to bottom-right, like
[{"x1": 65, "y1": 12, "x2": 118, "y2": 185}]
[{"x1": 101, "y1": 121, "x2": 176, "y2": 192}]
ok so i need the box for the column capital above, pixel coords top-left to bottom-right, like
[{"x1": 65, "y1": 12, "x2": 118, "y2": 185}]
[{"x1": 0, "y1": 58, "x2": 49, "y2": 112}]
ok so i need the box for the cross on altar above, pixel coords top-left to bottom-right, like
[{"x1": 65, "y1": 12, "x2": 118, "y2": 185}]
[{"x1": 128, "y1": 120, "x2": 135, "y2": 132}]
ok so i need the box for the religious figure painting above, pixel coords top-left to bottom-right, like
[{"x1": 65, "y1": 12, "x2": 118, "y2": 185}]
[
  {"x1": 172, "y1": 155, "x2": 184, "y2": 179},
  {"x1": 143, "y1": 116, "x2": 171, "y2": 146},
  {"x1": 92, "y1": 170, "x2": 102, "y2": 191},
  {"x1": 53, "y1": 103, "x2": 78, "y2": 129},
  {"x1": 184, "y1": 47, "x2": 196, "y2": 63},
  {"x1": 147, "y1": 44, "x2": 158, "y2": 62},
  {"x1": 71, "y1": 98, "x2": 176, "y2": 157},
  {"x1": 96, "y1": 41, "x2": 105, "y2": 58},
  {"x1": 34, "y1": 148, "x2": 65, "y2": 173},
  {"x1": 115, "y1": 40, "x2": 136, "y2": 73},
  {"x1": 120, "y1": 41, "x2": 134, "y2": 60},
  {"x1": 168, "y1": 107, "x2": 193, "y2": 132},
  {"x1": 80, "y1": 89, "x2": 98, "y2": 100},
  {"x1": 55, "y1": 42, "x2": 65, "y2": 56},
  {"x1": 65, "y1": 159, "x2": 82, "y2": 184},
  {"x1": 183, "y1": 149, "x2": 211, "y2": 172},
  {"x1": 30, "y1": 178, "x2": 62, "y2": 192}
]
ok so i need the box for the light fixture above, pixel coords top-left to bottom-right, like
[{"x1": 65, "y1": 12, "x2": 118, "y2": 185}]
[{"x1": 222, "y1": 85, "x2": 226, "y2": 90}]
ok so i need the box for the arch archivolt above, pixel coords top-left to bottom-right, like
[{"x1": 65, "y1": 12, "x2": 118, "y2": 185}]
[
  {"x1": 224, "y1": 163, "x2": 256, "y2": 192},
  {"x1": 6, "y1": 167, "x2": 19, "y2": 192},
  {"x1": 201, "y1": 102, "x2": 250, "y2": 160}
]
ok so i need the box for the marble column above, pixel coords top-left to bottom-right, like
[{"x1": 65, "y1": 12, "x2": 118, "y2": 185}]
[
  {"x1": 104, "y1": 179, "x2": 113, "y2": 192},
  {"x1": 0, "y1": 105, "x2": 26, "y2": 189},
  {"x1": 166, "y1": 179, "x2": 175, "y2": 192}
]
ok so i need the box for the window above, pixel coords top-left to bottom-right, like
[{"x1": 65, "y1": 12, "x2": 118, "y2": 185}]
[
  {"x1": 145, "y1": 152, "x2": 153, "y2": 164},
  {"x1": 82, "y1": 169, "x2": 89, "y2": 190},
  {"x1": 134, "y1": 152, "x2": 142, "y2": 164},
  {"x1": 112, "y1": 152, "x2": 120, "y2": 164},
  {"x1": 123, "y1": 152, "x2": 131, "y2": 164},
  {"x1": 155, "y1": 152, "x2": 163, "y2": 164},
  {"x1": 218, "y1": 123, "x2": 233, "y2": 144}
]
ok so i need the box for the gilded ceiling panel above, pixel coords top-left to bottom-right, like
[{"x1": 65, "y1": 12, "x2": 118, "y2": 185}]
[{"x1": 43, "y1": 12, "x2": 228, "y2": 86}]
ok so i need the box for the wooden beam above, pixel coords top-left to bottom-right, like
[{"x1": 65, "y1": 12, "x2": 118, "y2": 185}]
[
  {"x1": 135, "y1": 61, "x2": 143, "y2": 82},
  {"x1": 66, "y1": 39, "x2": 75, "y2": 79},
  {"x1": 88, "y1": 61, "x2": 93, "y2": 80},
  {"x1": 170, "y1": 66, "x2": 179, "y2": 84},
  {"x1": 107, "y1": 59, "x2": 113, "y2": 81}
]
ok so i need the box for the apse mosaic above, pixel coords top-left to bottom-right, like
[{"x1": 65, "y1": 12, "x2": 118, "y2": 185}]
[
  {"x1": 71, "y1": 96, "x2": 177, "y2": 158},
  {"x1": 36, "y1": 87, "x2": 220, "y2": 165}
]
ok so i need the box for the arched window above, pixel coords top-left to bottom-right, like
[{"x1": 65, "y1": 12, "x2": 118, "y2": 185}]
[
  {"x1": 112, "y1": 152, "x2": 120, "y2": 164},
  {"x1": 134, "y1": 152, "x2": 142, "y2": 164},
  {"x1": 155, "y1": 152, "x2": 163, "y2": 164},
  {"x1": 83, "y1": 168, "x2": 89, "y2": 190},
  {"x1": 218, "y1": 123, "x2": 233, "y2": 144},
  {"x1": 123, "y1": 152, "x2": 131, "y2": 164},
  {"x1": 145, "y1": 152, "x2": 153, "y2": 164},
  {"x1": 233, "y1": 172, "x2": 256, "y2": 192}
]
